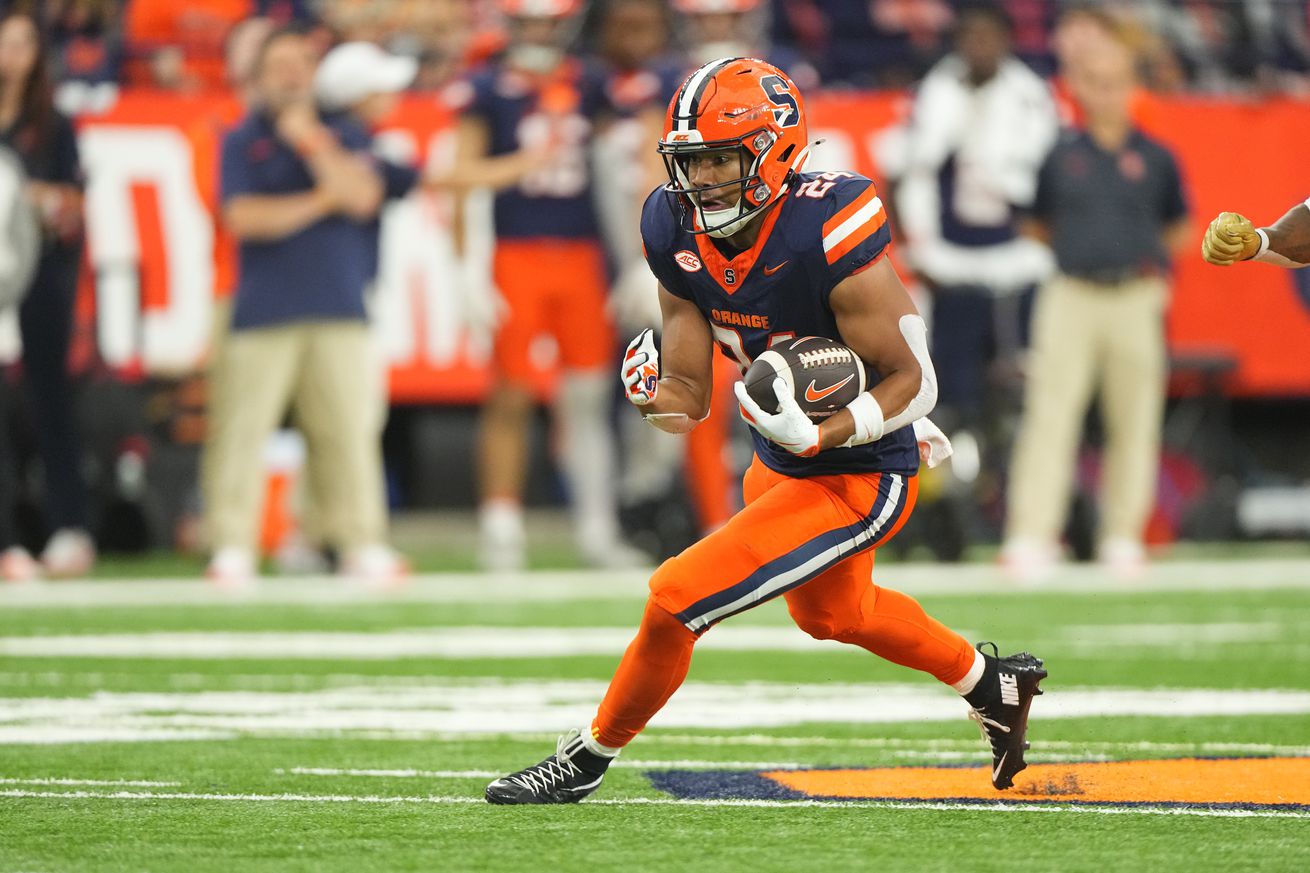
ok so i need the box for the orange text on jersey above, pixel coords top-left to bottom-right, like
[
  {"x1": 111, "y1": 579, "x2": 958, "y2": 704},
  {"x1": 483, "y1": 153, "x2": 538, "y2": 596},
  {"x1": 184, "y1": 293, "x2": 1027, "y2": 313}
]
[{"x1": 711, "y1": 310, "x2": 771, "y2": 330}]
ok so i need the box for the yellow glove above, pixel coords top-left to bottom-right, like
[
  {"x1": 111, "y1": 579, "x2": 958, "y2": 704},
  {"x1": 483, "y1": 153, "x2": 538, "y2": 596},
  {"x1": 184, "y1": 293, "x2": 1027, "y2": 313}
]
[{"x1": 1201, "y1": 211, "x2": 1261, "y2": 265}]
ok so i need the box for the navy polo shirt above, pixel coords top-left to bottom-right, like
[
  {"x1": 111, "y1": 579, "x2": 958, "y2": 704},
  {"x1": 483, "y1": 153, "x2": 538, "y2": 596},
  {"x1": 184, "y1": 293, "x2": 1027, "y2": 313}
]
[
  {"x1": 1031, "y1": 128, "x2": 1188, "y2": 280},
  {"x1": 220, "y1": 111, "x2": 378, "y2": 331}
]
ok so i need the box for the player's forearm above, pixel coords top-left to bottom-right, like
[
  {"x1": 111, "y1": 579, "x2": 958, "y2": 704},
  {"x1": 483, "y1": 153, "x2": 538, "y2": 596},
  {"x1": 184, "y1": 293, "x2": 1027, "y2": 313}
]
[
  {"x1": 448, "y1": 151, "x2": 543, "y2": 192},
  {"x1": 223, "y1": 191, "x2": 334, "y2": 241},
  {"x1": 645, "y1": 374, "x2": 710, "y2": 422},
  {"x1": 817, "y1": 368, "x2": 922, "y2": 451},
  {"x1": 1264, "y1": 203, "x2": 1310, "y2": 264}
]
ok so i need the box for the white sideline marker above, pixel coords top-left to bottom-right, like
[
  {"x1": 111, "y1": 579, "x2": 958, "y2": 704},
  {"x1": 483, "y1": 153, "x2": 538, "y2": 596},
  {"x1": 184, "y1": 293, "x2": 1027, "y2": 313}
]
[{"x1": 2, "y1": 788, "x2": 1306, "y2": 820}]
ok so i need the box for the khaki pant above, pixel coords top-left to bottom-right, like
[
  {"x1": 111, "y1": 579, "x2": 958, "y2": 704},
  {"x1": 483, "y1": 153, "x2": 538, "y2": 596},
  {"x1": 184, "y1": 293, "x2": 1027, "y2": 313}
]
[
  {"x1": 205, "y1": 320, "x2": 388, "y2": 553},
  {"x1": 1005, "y1": 273, "x2": 1168, "y2": 546}
]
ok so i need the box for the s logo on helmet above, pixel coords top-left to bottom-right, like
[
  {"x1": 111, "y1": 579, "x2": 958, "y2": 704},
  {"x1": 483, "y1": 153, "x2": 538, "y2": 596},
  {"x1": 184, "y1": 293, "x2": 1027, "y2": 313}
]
[
  {"x1": 761, "y1": 75, "x2": 799, "y2": 129},
  {"x1": 674, "y1": 250, "x2": 702, "y2": 272}
]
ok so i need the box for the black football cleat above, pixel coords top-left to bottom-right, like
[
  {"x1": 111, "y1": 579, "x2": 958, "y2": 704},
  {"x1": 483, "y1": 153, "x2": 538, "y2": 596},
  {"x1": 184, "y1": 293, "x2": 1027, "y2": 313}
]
[
  {"x1": 964, "y1": 642, "x2": 1047, "y2": 790},
  {"x1": 485, "y1": 730, "x2": 614, "y2": 805}
]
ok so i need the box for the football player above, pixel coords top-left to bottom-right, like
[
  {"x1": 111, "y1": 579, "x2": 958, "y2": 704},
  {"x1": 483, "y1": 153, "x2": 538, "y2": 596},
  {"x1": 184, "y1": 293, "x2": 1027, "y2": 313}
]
[
  {"x1": 448, "y1": 0, "x2": 644, "y2": 571},
  {"x1": 1201, "y1": 201, "x2": 1310, "y2": 268},
  {"x1": 486, "y1": 58, "x2": 1046, "y2": 804}
]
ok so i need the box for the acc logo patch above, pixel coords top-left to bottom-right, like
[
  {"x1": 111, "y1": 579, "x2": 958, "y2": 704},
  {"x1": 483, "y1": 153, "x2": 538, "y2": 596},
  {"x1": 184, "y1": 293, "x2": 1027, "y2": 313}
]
[{"x1": 674, "y1": 250, "x2": 703, "y2": 272}]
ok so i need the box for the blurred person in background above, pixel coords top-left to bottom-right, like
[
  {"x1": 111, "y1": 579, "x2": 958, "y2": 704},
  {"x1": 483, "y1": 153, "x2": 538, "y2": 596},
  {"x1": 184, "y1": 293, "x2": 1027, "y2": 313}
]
[
  {"x1": 591, "y1": 0, "x2": 685, "y2": 535},
  {"x1": 769, "y1": 0, "x2": 951, "y2": 87},
  {"x1": 124, "y1": 0, "x2": 316, "y2": 92},
  {"x1": 206, "y1": 26, "x2": 404, "y2": 587},
  {"x1": 1201, "y1": 199, "x2": 1310, "y2": 269},
  {"x1": 893, "y1": 1, "x2": 1056, "y2": 540},
  {"x1": 0, "y1": 11, "x2": 95, "y2": 578},
  {"x1": 675, "y1": 0, "x2": 818, "y2": 89},
  {"x1": 267, "y1": 38, "x2": 418, "y2": 574},
  {"x1": 1001, "y1": 28, "x2": 1190, "y2": 580},
  {"x1": 448, "y1": 0, "x2": 645, "y2": 572}
]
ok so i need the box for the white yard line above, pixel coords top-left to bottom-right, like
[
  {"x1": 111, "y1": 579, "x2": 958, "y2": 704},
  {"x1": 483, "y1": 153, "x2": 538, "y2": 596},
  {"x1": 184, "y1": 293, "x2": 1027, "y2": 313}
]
[
  {"x1": 3, "y1": 682, "x2": 1310, "y2": 744},
  {"x1": 1, "y1": 559, "x2": 1308, "y2": 608},
  {"x1": 0, "y1": 627, "x2": 913, "y2": 660},
  {"x1": 276, "y1": 761, "x2": 812, "y2": 779},
  {"x1": 0, "y1": 777, "x2": 181, "y2": 786},
  {"x1": 1, "y1": 788, "x2": 1305, "y2": 819},
  {"x1": 1, "y1": 621, "x2": 1303, "y2": 661}
]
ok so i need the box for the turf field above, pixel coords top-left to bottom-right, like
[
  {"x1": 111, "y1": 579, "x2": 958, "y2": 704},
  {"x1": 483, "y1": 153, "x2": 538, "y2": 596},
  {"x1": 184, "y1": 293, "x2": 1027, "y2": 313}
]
[{"x1": 2, "y1": 560, "x2": 1309, "y2": 872}]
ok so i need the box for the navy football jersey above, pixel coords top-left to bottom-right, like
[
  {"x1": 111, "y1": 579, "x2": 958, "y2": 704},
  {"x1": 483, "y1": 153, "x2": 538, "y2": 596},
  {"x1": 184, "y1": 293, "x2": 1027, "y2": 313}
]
[
  {"x1": 458, "y1": 58, "x2": 612, "y2": 240},
  {"x1": 641, "y1": 171, "x2": 919, "y2": 478}
]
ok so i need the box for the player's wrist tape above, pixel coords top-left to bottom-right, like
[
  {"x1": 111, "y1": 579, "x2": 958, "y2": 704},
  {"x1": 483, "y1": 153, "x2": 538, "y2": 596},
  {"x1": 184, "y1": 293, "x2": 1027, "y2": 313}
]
[
  {"x1": 1254, "y1": 228, "x2": 1271, "y2": 260},
  {"x1": 1253, "y1": 227, "x2": 1309, "y2": 267},
  {"x1": 643, "y1": 412, "x2": 703, "y2": 434},
  {"x1": 841, "y1": 393, "x2": 885, "y2": 447}
]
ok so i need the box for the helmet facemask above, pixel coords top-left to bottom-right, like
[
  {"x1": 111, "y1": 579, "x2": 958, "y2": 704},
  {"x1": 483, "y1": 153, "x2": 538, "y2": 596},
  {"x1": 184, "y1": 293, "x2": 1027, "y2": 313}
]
[{"x1": 659, "y1": 129, "x2": 780, "y2": 238}]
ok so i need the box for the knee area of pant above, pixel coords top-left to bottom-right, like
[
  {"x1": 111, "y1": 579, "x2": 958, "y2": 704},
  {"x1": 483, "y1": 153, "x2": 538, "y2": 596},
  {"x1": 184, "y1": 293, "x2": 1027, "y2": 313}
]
[{"x1": 788, "y1": 607, "x2": 840, "y2": 641}]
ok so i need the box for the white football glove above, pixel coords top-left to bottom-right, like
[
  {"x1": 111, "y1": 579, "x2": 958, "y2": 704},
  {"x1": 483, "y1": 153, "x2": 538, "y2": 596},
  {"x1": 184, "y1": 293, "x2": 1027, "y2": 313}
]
[
  {"x1": 734, "y1": 378, "x2": 821, "y2": 458},
  {"x1": 621, "y1": 328, "x2": 660, "y2": 406}
]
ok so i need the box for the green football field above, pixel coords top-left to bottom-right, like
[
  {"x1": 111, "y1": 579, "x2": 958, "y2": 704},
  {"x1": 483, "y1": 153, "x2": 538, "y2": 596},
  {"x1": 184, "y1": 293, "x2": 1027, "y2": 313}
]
[{"x1": 2, "y1": 559, "x2": 1309, "y2": 872}]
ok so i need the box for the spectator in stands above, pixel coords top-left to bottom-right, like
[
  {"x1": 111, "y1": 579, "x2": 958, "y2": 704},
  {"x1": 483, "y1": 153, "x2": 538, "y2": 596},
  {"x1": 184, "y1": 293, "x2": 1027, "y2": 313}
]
[
  {"x1": 1001, "y1": 27, "x2": 1191, "y2": 580},
  {"x1": 450, "y1": 0, "x2": 646, "y2": 571},
  {"x1": 893, "y1": 2, "x2": 1056, "y2": 520},
  {"x1": 206, "y1": 26, "x2": 405, "y2": 587},
  {"x1": 0, "y1": 11, "x2": 96, "y2": 578}
]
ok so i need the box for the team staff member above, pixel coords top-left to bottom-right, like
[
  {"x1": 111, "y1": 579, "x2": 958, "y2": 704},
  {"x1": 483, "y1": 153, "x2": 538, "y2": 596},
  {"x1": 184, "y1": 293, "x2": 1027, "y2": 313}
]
[
  {"x1": 1201, "y1": 202, "x2": 1310, "y2": 268},
  {"x1": 450, "y1": 0, "x2": 642, "y2": 571},
  {"x1": 485, "y1": 59, "x2": 1046, "y2": 805},
  {"x1": 206, "y1": 26, "x2": 404, "y2": 587},
  {"x1": 1002, "y1": 32, "x2": 1190, "y2": 580},
  {"x1": 0, "y1": 12, "x2": 95, "y2": 579}
]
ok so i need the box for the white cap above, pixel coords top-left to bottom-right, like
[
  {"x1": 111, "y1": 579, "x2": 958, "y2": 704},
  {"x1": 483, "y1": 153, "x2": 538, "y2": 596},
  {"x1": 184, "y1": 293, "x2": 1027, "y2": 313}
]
[{"x1": 315, "y1": 42, "x2": 418, "y2": 111}]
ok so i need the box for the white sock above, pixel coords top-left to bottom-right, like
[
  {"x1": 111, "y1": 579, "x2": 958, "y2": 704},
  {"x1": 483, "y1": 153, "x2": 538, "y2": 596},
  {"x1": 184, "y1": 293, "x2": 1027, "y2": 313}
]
[
  {"x1": 479, "y1": 498, "x2": 524, "y2": 544},
  {"x1": 556, "y1": 371, "x2": 619, "y2": 548},
  {"x1": 951, "y1": 647, "x2": 986, "y2": 696},
  {"x1": 580, "y1": 728, "x2": 621, "y2": 758}
]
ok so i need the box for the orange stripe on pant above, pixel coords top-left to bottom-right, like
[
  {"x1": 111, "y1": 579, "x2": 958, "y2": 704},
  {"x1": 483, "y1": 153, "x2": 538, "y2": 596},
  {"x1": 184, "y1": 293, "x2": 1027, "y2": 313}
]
[{"x1": 592, "y1": 456, "x2": 976, "y2": 749}]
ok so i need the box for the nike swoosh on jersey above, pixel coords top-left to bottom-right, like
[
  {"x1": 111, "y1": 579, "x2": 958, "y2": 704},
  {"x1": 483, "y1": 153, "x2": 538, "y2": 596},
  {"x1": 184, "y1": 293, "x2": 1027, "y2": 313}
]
[
  {"x1": 804, "y1": 373, "x2": 855, "y2": 403},
  {"x1": 763, "y1": 260, "x2": 789, "y2": 276}
]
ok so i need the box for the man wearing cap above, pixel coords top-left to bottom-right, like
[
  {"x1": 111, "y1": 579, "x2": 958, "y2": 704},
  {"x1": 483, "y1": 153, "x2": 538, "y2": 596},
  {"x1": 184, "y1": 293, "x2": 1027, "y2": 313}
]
[{"x1": 206, "y1": 27, "x2": 407, "y2": 587}]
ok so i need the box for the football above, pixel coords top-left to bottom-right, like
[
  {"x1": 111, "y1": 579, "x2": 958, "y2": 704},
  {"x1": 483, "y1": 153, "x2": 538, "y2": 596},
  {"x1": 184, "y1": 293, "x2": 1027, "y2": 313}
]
[{"x1": 743, "y1": 336, "x2": 868, "y2": 420}]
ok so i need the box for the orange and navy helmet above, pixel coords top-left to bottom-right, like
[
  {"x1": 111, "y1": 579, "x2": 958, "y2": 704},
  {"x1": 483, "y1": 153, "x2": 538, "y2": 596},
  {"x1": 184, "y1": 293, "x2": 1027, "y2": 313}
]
[
  {"x1": 658, "y1": 57, "x2": 810, "y2": 238},
  {"x1": 499, "y1": 0, "x2": 581, "y2": 17}
]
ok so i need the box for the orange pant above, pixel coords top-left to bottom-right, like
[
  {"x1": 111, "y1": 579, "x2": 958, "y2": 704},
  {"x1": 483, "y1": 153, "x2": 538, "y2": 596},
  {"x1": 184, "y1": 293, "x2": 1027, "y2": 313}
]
[
  {"x1": 593, "y1": 456, "x2": 976, "y2": 748},
  {"x1": 492, "y1": 239, "x2": 614, "y2": 384},
  {"x1": 651, "y1": 457, "x2": 917, "y2": 634}
]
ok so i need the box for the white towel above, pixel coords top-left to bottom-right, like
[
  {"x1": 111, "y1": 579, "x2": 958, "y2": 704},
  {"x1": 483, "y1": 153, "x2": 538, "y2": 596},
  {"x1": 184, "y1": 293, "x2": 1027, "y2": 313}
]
[{"x1": 912, "y1": 418, "x2": 953, "y2": 469}]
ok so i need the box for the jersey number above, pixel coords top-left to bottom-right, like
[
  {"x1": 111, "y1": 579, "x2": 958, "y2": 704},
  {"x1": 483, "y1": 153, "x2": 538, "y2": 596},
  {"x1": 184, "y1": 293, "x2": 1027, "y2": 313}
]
[
  {"x1": 761, "y1": 75, "x2": 799, "y2": 129},
  {"x1": 794, "y1": 171, "x2": 855, "y2": 200},
  {"x1": 711, "y1": 326, "x2": 796, "y2": 374}
]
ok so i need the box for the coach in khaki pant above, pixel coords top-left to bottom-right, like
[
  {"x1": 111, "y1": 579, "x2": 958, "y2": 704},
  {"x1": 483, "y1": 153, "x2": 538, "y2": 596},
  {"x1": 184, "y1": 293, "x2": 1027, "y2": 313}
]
[
  {"x1": 1002, "y1": 35, "x2": 1190, "y2": 579},
  {"x1": 205, "y1": 27, "x2": 405, "y2": 587}
]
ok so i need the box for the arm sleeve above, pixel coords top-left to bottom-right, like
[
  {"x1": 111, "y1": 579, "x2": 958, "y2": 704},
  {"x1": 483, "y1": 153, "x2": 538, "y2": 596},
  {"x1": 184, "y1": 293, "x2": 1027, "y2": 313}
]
[
  {"x1": 639, "y1": 189, "x2": 693, "y2": 299},
  {"x1": 822, "y1": 176, "x2": 892, "y2": 290},
  {"x1": 219, "y1": 130, "x2": 257, "y2": 204}
]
